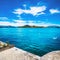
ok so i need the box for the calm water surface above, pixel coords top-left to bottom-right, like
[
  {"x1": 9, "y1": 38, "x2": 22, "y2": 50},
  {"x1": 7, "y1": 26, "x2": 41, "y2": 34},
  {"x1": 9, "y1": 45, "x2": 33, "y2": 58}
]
[{"x1": 0, "y1": 28, "x2": 60, "y2": 56}]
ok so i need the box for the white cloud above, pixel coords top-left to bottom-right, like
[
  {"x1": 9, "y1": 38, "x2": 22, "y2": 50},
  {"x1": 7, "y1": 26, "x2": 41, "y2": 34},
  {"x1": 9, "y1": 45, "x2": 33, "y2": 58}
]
[
  {"x1": 0, "y1": 20, "x2": 59, "y2": 27},
  {"x1": 14, "y1": 20, "x2": 27, "y2": 26},
  {"x1": 27, "y1": 20, "x2": 35, "y2": 26},
  {"x1": 13, "y1": 9, "x2": 23, "y2": 15},
  {"x1": 0, "y1": 20, "x2": 27, "y2": 26},
  {"x1": 0, "y1": 21, "x2": 11, "y2": 26},
  {"x1": 0, "y1": 17, "x2": 9, "y2": 20},
  {"x1": 14, "y1": 20, "x2": 26, "y2": 23},
  {"x1": 13, "y1": 20, "x2": 60, "y2": 26},
  {"x1": 13, "y1": 6, "x2": 46, "y2": 16},
  {"x1": 49, "y1": 9, "x2": 60, "y2": 14},
  {"x1": 0, "y1": 21, "x2": 25, "y2": 26}
]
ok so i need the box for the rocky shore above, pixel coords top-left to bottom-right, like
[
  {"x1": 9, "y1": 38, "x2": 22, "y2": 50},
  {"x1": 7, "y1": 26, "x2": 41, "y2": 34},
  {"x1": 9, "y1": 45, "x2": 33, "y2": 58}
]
[
  {"x1": 0, "y1": 47, "x2": 40, "y2": 60},
  {"x1": 0, "y1": 41, "x2": 60, "y2": 60},
  {"x1": 0, "y1": 47, "x2": 60, "y2": 60}
]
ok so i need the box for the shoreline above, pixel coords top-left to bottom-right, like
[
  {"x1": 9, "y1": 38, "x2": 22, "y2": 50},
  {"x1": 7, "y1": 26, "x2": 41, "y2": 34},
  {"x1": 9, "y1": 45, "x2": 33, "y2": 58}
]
[
  {"x1": 0, "y1": 47, "x2": 40, "y2": 60},
  {"x1": 0, "y1": 46, "x2": 60, "y2": 60}
]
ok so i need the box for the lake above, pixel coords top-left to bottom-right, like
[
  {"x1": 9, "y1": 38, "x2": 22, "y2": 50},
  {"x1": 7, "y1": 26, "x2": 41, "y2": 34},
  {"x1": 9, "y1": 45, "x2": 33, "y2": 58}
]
[{"x1": 0, "y1": 28, "x2": 60, "y2": 56}]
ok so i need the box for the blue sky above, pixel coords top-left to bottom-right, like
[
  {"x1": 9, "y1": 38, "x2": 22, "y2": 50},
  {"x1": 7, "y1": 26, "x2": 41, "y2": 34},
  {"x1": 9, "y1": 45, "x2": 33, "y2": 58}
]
[{"x1": 0, "y1": 0, "x2": 60, "y2": 26}]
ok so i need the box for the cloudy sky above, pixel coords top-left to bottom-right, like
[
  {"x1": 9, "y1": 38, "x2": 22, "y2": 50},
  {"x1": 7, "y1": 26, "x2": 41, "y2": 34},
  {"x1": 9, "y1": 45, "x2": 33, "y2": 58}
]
[{"x1": 0, "y1": 0, "x2": 60, "y2": 26}]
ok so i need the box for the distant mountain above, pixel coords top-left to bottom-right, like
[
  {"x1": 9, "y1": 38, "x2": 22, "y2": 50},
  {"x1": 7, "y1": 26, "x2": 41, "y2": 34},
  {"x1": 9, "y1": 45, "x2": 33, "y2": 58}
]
[
  {"x1": 0, "y1": 26, "x2": 16, "y2": 28},
  {"x1": 47, "y1": 25, "x2": 60, "y2": 28},
  {"x1": 15, "y1": 25, "x2": 60, "y2": 28},
  {"x1": 18, "y1": 25, "x2": 47, "y2": 28},
  {"x1": 0, "y1": 25, "x2": 60, "y2": 28}
]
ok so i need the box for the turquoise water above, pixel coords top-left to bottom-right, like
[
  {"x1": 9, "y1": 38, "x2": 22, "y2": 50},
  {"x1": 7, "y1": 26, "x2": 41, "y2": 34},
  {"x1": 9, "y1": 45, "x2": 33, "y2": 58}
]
[{"x1": 0, "y1": 28, "x2": 60, "y2": 56}]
